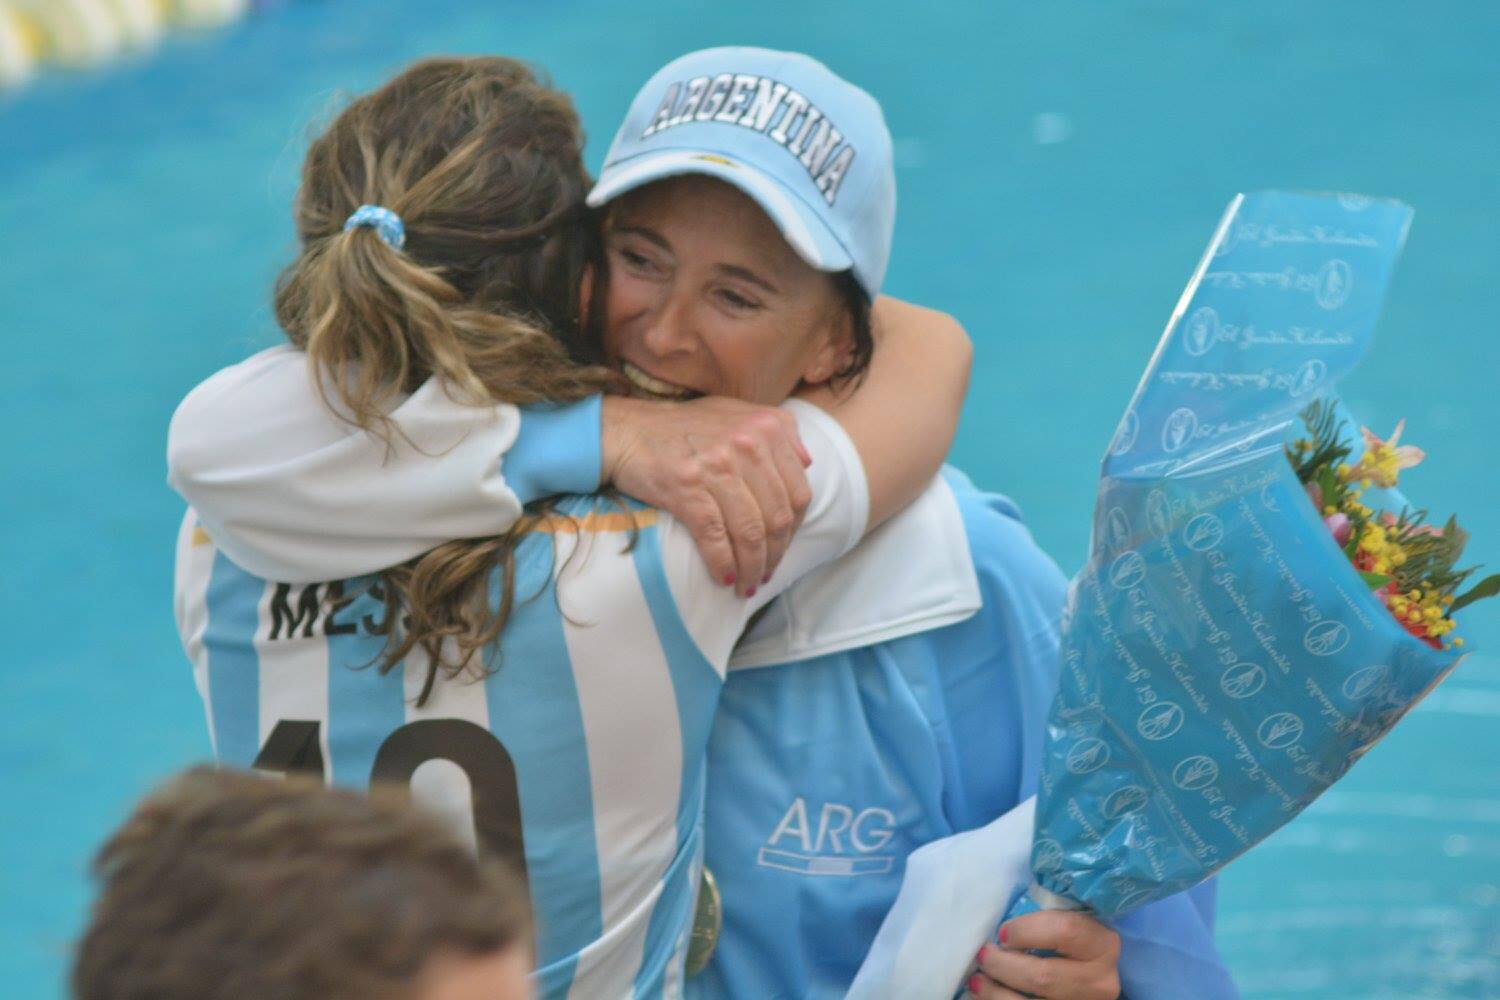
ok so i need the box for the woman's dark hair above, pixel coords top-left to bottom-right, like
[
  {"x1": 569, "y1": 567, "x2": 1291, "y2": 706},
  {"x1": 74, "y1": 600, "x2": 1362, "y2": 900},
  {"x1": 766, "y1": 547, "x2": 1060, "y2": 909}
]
[{"x1": 830, "y1": 269, "x2": 874, "y2": 387}]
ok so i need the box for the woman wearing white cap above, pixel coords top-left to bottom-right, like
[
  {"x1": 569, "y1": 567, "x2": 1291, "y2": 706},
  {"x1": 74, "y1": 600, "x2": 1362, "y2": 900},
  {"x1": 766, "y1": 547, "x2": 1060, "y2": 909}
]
[
  {"x1": 170, "y1": 49, "x2": 1234, "y2": 999},
  {"x1": 575, "y1": 48, "x2": 1227, "y2": 1000},
  {"x1": 169, "y1": 51, "x2": 968, "y2": 1000}
]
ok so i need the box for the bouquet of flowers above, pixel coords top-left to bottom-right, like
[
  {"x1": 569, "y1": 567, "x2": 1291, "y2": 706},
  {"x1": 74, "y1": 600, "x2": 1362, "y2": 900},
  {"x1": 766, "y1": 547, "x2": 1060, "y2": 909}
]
[
  {"x1": 1290, "y1": 403, "x2": 1495, "y2": 654},
  {"x1": 850, "y1": 190, "x2": 1492, "y2": 998},
  {"x1": 1002, "y1": 391, "x2": 1497, "y2": 921},
  {"x1": 1009, "y1": 190, "x2": 1492, "y2": 924}
]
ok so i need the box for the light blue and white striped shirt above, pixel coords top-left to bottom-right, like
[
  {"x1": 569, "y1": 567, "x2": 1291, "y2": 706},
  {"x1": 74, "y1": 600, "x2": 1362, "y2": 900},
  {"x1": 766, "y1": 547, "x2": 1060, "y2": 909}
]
[{"x1": 173, "y1": 399, "x2": 867, "y2": 999}]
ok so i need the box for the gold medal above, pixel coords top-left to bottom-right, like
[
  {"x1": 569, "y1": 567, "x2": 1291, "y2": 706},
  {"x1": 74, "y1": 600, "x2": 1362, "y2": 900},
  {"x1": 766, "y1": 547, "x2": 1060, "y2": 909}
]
[{"x1": 685, "y1": 866, "x2": 723, "y2": 977}]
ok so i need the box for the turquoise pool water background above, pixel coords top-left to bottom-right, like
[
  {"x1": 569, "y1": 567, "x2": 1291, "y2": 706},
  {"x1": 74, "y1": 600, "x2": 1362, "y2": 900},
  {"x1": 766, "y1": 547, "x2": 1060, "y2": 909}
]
[{"x1": 3, "y1": 1, "x2": 1497, "y2": 996}]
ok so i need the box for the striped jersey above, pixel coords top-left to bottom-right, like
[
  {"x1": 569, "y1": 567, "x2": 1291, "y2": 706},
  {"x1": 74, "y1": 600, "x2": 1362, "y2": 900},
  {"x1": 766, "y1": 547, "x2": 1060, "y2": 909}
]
[{"x1": 172, "y1": 400, "x2": 866, "y2": 1000}]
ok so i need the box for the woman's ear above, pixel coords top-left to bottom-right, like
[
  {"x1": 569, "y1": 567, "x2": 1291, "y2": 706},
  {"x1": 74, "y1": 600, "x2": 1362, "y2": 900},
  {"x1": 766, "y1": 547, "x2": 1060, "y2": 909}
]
[{"x1": 801, "y1": 311, "x2": 855, "y2": 386}]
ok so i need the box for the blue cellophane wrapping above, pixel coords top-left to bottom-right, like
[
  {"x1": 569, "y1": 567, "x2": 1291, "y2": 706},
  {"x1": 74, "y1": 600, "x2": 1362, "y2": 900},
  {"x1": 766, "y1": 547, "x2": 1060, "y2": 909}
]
[{"x1": 1019, "y1": 190, "x2": 1466, "y2": 921}]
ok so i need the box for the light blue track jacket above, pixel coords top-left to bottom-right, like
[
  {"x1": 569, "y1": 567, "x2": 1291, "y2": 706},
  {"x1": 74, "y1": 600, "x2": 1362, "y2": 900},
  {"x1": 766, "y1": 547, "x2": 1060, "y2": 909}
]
[{"x1": 690, "y1": 468, "x2": 1238, "y2": 999}]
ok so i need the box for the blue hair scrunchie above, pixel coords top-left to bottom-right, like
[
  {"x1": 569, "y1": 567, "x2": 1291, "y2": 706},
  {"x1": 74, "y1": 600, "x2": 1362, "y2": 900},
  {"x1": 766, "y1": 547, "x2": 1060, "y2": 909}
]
[{"x1": 343, "y1": 204, "x2": 406, "y2": 250}]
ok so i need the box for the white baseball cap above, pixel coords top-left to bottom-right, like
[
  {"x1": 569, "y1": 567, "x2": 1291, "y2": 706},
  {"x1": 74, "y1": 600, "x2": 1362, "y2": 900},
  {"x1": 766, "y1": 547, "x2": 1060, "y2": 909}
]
[{"x1": 587, "y1": 47, "x2": 896, "y2": 298}]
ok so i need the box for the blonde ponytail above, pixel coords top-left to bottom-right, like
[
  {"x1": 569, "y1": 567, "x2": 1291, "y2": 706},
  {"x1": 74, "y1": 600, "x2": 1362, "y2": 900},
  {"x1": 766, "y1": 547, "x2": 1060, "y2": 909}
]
[{"x1": 273, "y1": 56, "x2": 622, "y2": 701}]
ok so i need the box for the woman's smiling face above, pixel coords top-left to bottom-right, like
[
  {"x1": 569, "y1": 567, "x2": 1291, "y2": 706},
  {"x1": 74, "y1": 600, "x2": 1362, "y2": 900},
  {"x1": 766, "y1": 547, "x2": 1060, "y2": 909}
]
[{"x1": 600, "y1": 175, "x2": 852, "y2": 406}]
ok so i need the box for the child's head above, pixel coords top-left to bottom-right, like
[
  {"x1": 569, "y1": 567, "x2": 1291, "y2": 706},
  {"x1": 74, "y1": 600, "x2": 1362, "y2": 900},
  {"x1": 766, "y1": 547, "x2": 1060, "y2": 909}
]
[
  {"x1": 273, "y1": 56, "x2": 614, "y2": 437},
  {"x1": 72, "y1": 768, "x2": 533, "y2": 1000}
]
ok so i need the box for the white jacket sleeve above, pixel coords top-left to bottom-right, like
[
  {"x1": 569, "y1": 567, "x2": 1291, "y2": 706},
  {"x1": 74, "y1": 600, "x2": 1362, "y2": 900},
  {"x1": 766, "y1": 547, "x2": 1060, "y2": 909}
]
[
  {"x1": 167, "y1": 346, "x2": 601, "y2": 582},
  {"x1": 657, "y1": 399, "x2": 870, "y2": 673}
]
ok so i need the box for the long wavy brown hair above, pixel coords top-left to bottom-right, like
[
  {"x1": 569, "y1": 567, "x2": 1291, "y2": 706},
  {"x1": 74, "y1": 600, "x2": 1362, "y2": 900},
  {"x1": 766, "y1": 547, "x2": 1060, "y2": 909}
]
[{"x1": 273, "y1": 57, "x2": 619, "y2": 703}]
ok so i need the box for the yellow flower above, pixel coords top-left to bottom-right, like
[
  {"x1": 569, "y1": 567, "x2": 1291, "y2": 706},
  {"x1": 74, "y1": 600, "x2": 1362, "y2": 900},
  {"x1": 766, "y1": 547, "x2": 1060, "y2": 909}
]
[{"x1": 1349, "y1": 420, "x2": 1425, "y2": 489}]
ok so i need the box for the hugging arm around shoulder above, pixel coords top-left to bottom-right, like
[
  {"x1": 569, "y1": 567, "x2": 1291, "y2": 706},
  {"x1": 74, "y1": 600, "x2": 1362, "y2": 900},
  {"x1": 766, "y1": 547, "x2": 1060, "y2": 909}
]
[
  {"x1": 167, "y1": 297, "x2": 970, "y2": 585},
  {"x1": 166, "y1": 345, "x2": 601, "y2": 582},
  {"x1": 800, "y1": 296, "x2": 972, "y2": 527}
]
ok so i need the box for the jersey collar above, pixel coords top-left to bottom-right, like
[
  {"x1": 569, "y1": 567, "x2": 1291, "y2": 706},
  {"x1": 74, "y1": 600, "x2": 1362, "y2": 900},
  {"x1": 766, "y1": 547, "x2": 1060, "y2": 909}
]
[{"x1": 729, "y1": 473, "x2": 982, "y2": 670}]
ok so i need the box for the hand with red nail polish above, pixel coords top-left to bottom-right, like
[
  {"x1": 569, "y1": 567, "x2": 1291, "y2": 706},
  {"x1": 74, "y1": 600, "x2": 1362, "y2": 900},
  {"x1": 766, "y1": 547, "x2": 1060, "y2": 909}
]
[
  {"x1": 971, "y1": 911, "x2": 1120, "y2": 1000},
  {"x1": 602, "y1": 395, "x2": 812, "y2": 596}
]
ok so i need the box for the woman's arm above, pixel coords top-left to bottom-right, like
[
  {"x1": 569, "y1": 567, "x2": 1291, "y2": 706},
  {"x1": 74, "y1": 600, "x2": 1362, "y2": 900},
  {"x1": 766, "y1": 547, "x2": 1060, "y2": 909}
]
[
  {"x1": 600, "y1": 394, "x2": 814, "y2": 593},
  {"x1": 799, "y1": 296, "x2": 972, "y2": 527},
  {"x1": 166, "y1": 346, "x2": 574, "y2": 583},
  {"x1": 168, "y1": 346, "x2": 814, "y2": 588},
  {"x1": 167, "y1": 297, "x2": 970, "y2": 586}
]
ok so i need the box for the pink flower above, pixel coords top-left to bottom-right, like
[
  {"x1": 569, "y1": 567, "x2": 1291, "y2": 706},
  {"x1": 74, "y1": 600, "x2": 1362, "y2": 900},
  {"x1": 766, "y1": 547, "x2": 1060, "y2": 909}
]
[
  {"x1": 1324, "y1": 512, "x2": 1352, "y2": 546},
  {"x1": 1305, "y1": 481, "x2": 1324, "y2": 510}
]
